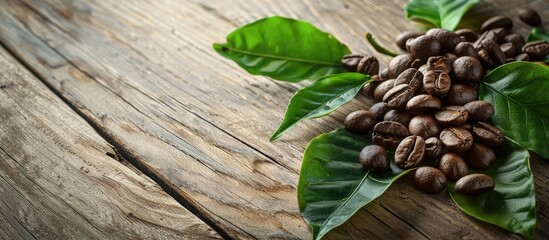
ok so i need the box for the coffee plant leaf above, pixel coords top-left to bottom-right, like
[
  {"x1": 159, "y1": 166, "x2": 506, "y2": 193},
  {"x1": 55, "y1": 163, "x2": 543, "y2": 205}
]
[{"x1": 406, "y1": 0, "x2": 480, "y2": 30}]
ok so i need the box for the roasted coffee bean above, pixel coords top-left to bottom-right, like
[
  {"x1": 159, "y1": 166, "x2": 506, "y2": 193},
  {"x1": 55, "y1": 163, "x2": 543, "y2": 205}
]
[
  {"x1": 369, "y1": 102, "x2": 390, "y2": 121},
  {"x1": 414, "y1": 166, "x2": 447, "y2": 194},
  {"x1": 444, "y1": 84, "x2": 478, "y2": 105},
  {"x1": 373, "y1": 121, "x2": 410, "y2": 150},
  {"x1": 396, "y1": 30, "x2": 423, "y2": 51},
  {"x1": 406, "y1": 94, "x2": 441, "y2": 114},
  {"x1": 394, "y1": 68, "x2": 423, "y2": 92},
  {"x1": 462, "y1": 123, "x2": 473, "y2": 132},
  {"x1": 504, "y1": 33, "x2": 526, "y2": 51},
  {"x1": 427, "y1": 56, "x2": 451, "y2": 73},
  {"x1": 473, "y1": 31, "x2": 498, "y2": 49},
  {"x1": 341, "y1": 54, "x2": 364, "y2": 72},
  {"x1": 443, "y1": 53, "x2": 458, "y2": 65},
  {"x1": 455, "y1": 173, "x2": 495, "y2": 195},
  {"x1": 463, "y1": 101, "x2": 494, "y2": 121},
  {"x1": 424, "y1": 137, "x2": 443, "y2": 161},
  {"x1": 418, "y1": 64, "x2": 429, "y2": 75},
  {"x1": 439, "y1": 153, "x2": 468, "y2": 181},
  {"x1": 518, "y1": 8, "x2": 542, "y2": 26},
  {"x1": 440, "y1": 127, "x2": 473, "y2": 153},
  {"x1": 362, "y1": 82, "x2": 379, "y2": 97},
  {"x1": 481, "y1": 15, "x2": 513, "y2": 32},
  {"x1": 373, "y1": 79, "x2": 396, "y2": 102},
  {"x1": 426, "y1": 28, "x2": 461, "y2": 51},
  {"x1": 388, "y1": 54, "x2": 414, "y2": 78},
  {"x1": 516, "y1": 53, "x2": 530, "y2": 61},
  {"x1": 478, "y1": 40, "x2": 507, "y2": 67},
  {"x1": 384, "y1": 110, "x2": 413, "y2": 126},
  {"x1": 435, "y1": 106, "x2": 469, "y2": 127},
  {"x1": 490, "y1": 28, "x2": 508, "y2": 43},
  {"x1": 406, "y1": 35, "x2": 441, "y2": 60},
  {"x1": 383, "y1": 84, "x2": 415, "y2": 109},
  {"x1": 522, "y1": 40, "x2": 549, "y2": 60},
  {"x1": 409, "y1": 115, "x2": 441, "y2": 139},
  {"x1": 356, "y1": 56, "x2": 380, "y2": 76},
  {"x1": 359, "y1": 145, "x2": 390, "y2": 173},
  {"x1": 455, "y1": 29, "x2": 478, "y2": 43},
  {"x1": 423, "y1": 70, "x2": 451, "y2": 97},
  {"x1": 472, "y1": 122, "x2": 504, "y2": 147},
  {"x1": 452, "y1": 56, "x2": 483, "y2": 83},
  {"x1": 344, "y1": 110, "x2": 376, "y2": 133},
  {"x1": 500, "y1": 43, "x2": 516, "y2": 58},
  {"x1": 506, "y1": 58, "x2": 516, "y2": 63},
  {"x1": 380, "y1": 68, "x2": 390, "y2": 79},
  {"x1": 464, "y1": 143, "x2": 496, "y2": 170},
  {"x1": 395, "y1": 136, "x2": 425, "y2": 169},
  {"x1": 411, "y1": 58, "x2": 425, "y2": 69},
  {"x1": 454, "y1": 42, "x2": 479, "y2": 58}
]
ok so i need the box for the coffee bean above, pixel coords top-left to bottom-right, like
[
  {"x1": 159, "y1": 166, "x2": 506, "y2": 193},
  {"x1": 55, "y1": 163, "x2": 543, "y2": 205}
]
[
  {"x1": 452, "y1": 56, "x2": 483, "y2": 83},
  {"x1": 463, "y1": 101, "x2": 494, "y2": 121},
  {"x1": 409, "y1": 115, "x2": 441, "y2": 139},
  {"x1": 481, "y1": 15, "x2": 513, "y2": 32},
  {"x1": 454, "y1": 42, "x2": 479, "y2": 58},
  {"x1": 344, "y1": 110, "x2": 376, "y2": 133},
  {"x1": 411, "y1": 58, "x2": 425, "y2": 69},
  {"x1": 490, "y1": 28, "x2": 508, "y2": 43},
  {"x1": 373, "y1": 121, "x2": 410, "y2": 150},
  {"x1": 418, "y1": 64, "x2": 429, "y2": 75},
  {"x1": 426, "y1": 28, "x2": 461, "y2": 51},
  {"x1": 396, "y1": 31, "x2": 424, "y2": 51},
  {"x1": 455, "y1": 29, "x2": 478, "y2": 43},
  {"x1": 383, "y1": 110, "x2": 413, "y2": 126},
  {"x1": 515, "y1": 53, "x2": 530, "y2": 61},
  {"x1": 500, "y1": 43, "x2": 517, "y2": 58},
  {"x1": 341, "y1": 54, "x2": 364, "y2": 72},
  {"x1": 464, "y1": 143, "x2": 496, "y2": 170},
  {"x1": 439, "y1": 153, "x2": 468, "y2": 181},
  {"x1": 444, "y1": 84, "x2": 478, "y2": 105},
  {"x1": 440, "y1": 127, "x2": 473, "y2": 153},
  {"x1": 394, "y1": 68, "x2": 423, "y2": 92},
  {"x1": 435, "y1": 106, "x2": 469, "y2": 127},
  {"x1": 455, "y1": 173, "x2": 495, "y2": 195},
  {"x1": 478, "y1": 40, "x2": 507, "y2": 67},
  {"x1": 383, "y1": 84, "x2": 415, "y2": 109},
  {"x1": 504, "y1": 33, "x2": 526, "y2": 51},
  {"x1": 472, "y1": 122, "x2": 504, "y2": 147},
  {"x1": 369, "y1": 102, "x2": 390, "y2": 122},
  {"x1": 522, "y1": 40, "x2": 549, "y2": 60},
  {"x1": 406, "y1": 35, "x2": 441, "y2": 60},
  {"x1": 423, "y1": 70, "x2": 451, "y2": 97},
  {"x1": 414, "y1": 166, "x2": 447, "y2": 194},
  {"x1": 362, "y1": 82, "x2": 379, "y2": 97},
  {"x1": 473, "y1": 31, "x2": 498, "y2": 49},
  {"x1": 406, "y1": 94, "x2": 441, "y2": 114},
  {"x1": 356, "y1": 56, "x2": 380, "y2": 76},
  {"x1": 380, "y1": 68, "x2": 390, "y2": 79},
  {"x1": 424, "y1": 137, "x2": 443, "y2": 161},
  {"x1": 388, "y1": 54, "x2": 414, "y2": 78},
  {"x1": 443, "y1": 53, "x2": 458, "y2": 65},
  {"x1": 462, "y1": 123, "x2": 473, "y2": 132},
  {"x1": 373, "y1": 79, "x2": 396, "y2": 102},
  {"x1": 518, "y1": 8, "x2": 542, "y2": 26},
  {"x1": 359, "y1": 145, "x2": 390, "y2": 173},
  {"x1": 427, "y1": 56, "x2": 451, "y2": 73},
  {"x1": 395, "y1": 136, "x2": 426, "y2": 169}
]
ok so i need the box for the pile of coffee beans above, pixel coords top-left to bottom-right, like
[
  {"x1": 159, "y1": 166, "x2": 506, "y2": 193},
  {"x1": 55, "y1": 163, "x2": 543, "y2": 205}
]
[{"x1": 342, "y1": 10, "x2": 548, "y2": 195}]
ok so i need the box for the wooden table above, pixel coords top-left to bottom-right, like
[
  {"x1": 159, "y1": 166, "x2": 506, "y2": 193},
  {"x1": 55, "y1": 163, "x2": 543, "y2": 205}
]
[{"x1": 0, "y1": 0, "x2": 547, "y2": 239}]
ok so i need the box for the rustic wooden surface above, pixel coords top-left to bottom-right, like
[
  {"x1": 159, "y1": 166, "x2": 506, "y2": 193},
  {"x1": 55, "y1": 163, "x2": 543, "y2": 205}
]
[{"x1": 0, "y1": 0, "x2": 547, "y2": 239}]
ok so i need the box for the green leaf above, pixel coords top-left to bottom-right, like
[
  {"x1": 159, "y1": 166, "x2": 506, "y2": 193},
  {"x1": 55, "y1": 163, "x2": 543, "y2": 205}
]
[
  {"x1": 297, "y1": 129, "x2": 413, "y2": 240},
  {"x1": 448, "y1": 138, "x2": 536, "y2": 239},
  {"x1": 213, "y1": 16, "x2": 351, "y2": 82},
  {"x1": 406, "y1": 0, "x2": 480, "y2": 30},
  {"x1": 526, "y1": 27, "x2": 549, "y2": 42},
  {"x1": 479, "y1": 62, "x2": 549, "y2": 159},
  {"x1": 365, "y1": 32, "x2": 398, "y2": 57},
  {"x1": 270, "y1": 73, "x2": 370, "y2": 141}
]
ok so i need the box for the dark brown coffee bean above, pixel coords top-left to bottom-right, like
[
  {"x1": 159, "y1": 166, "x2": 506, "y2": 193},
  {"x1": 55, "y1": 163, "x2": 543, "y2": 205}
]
[
  {"x1": 414, "y1": 166, "x2": 447, "y2": 194},
  {"x1": 515, "y1": 53, "x2": 530, "y2": 61},
  {"x1": 411, "y1": 58, "x2": 425, "y2": 69},
  {"x1": 478, "y1": 40, "x2": 507, "y2": 67},
  {"x1": 426, "y1": 28, "x2": 461, "y2": 51},
  {"x1": 380, "y1": 68, "x2": 390, "y2": 79},
  {"x1": 481, "y1": 15, "x2": 513, "y2": 32},
  {"x1": 444, "y1": 84, "x2": 478, "y2": 105},
  {"x1": 424, "y1": 137, "x2": 443, "y2": 161},
  {"x1": 518, "y1": 8, "x2": 542, "y2": 26},
  {"x1": 394, "y1": 68, "x2": 423, "y2": 92},
  {"x1": 406, "y1": 35, "x2": 441, "y2": 60},
  {"x1": 464, "y1": 143, "x2": 496, "y2": 170},
  {"x1": 454, "y1": 42, "x2": 479, "y2": 58},
  {"x1": 383, "y1": 84, "x2": 415, "y2": 109},
  {"x1": 435, "y1": 106, "x2": 469, "y2": 127},
  {"x1": 362, "y1": 82, "x2": 379, "y2": 97},
  {"x1": 452, "y1": 56, "x2": 483, "y2": 83},
  {"x1": 423, "y1": 70, "x2": 451, "y2": 97},
  {"x1": 455, "y1": 29, "x2": 478, "y2": 43},
  {"x1": 356, "y1": 56, "x2": 380, "y2": 76},
  {"x1": 500, "y1": 43, "x2": 517, "y2": 58},
  {"x1": 455, "y1": 173, "x2": 495, "y2": 195},
  {"x1": 396, "y1": 31, "x2": 424, "y2": 51},
  {"x1": 418, "y1": 64, "x2": 429, "y2": 75},
  {"x1": 341, "y1": 54, "x2": 364, "y2": 72},
  {"x1": 463, "y1": 101, "x2": 494, "y2": 121},
  {"x1": 462, "y1": 123, "x2": 473, "y2": 132},
  {"x1": 491, "y1": 28, "x2": 509, "y2": 43},
  {"x1": 359, "y1": 145, "x2": 390, "y2": 173},
  {"x1": 473, "y1": 31, "x2": 498, "y2": 49},
  {"x1": 369, "y1": 102, "x2": 390, "y2": 122},
  {"x1": 440, "y1": 127, "x2": 473, "y2": 153},
  {"x1": 443, "y1": 53, "x2": 458, "y2": 65},
  {"x1": 406, "y1": 94, "x2": 441, "y2": 114},
  {"x1": 344, "y1": 110, "x2": 376, "y2": 133},
  {"x1": 504, "y1": 33, "x2": 526, "y2": 52},
  {"x1": 373, "y1": 121, "x2": 410, "y2": 150},
  {"x1": 409, "y1": 115, "x2": 441, "y2": 139},
  {"x1": 373, "y1": 79, "x2": 396, "y2": 102},
  {"x1": 395, "y1": 136, "x2": 426, "y2": 169},
  {"x1": 383, "y1": 110, "x2": 413, "y2": 126},
  {"x1": 472, "y1": 122, "x2": 504, "y2": 147},
  {"x1": 388, "y1": 54, "x2": 414, "y2": 78},
  {"x1": 439, "y1": 153, "x2": 468, "y2": 181},
  {"x1": 427, "y1": 56, "x2": 451, "y2": 73},
  {"x1": 522, "y1": 40, "x2": 549, "y2": 60}
]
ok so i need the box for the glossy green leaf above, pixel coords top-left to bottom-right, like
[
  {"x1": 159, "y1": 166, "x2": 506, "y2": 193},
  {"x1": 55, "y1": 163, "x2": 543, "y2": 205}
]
[
  {"x1": 448, "y1": 138, "x2": 536, "y2": 239},
  {"x1": 213, "y1": 16, "x2": 350, "y2": 82},
  {"x1": 479, "y1": 62, "x2": 549, "y2": 159},
  {"x1": 526, "y1": 27, "x2": 549, "y2": 42},
  {"x1": 270, "y1": 73, "x2": 370, "y2": 141},
  {"x1": 298, "y1": 129, "x2": 412, "y2": 240},
  {"x1": 406, "y1": 0, "x2": 480, "y2": 30}
]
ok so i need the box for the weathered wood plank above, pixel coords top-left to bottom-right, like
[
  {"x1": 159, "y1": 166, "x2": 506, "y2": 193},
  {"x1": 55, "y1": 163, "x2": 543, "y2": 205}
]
[
  {"x1": 0, "y1": 0, "x2": 547, "y2": 239},
  {"x1": 0, "y1": 46, "x2": 220, "y2": 239}
]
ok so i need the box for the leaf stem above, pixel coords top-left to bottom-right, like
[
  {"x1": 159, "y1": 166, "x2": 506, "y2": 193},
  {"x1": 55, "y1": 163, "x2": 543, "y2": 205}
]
[{"x1": 365, "y1": 33, "x2": 399, "y2": 57}]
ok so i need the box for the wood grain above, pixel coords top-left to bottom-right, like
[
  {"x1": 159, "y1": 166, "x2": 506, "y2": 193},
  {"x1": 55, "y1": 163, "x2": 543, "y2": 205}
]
[
  {"x1": 0, "y1": 43, "x2": 219, "y2": 239},
  {"x1": 0, "y1": 0, "x2": 547, "y2": 239}
]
